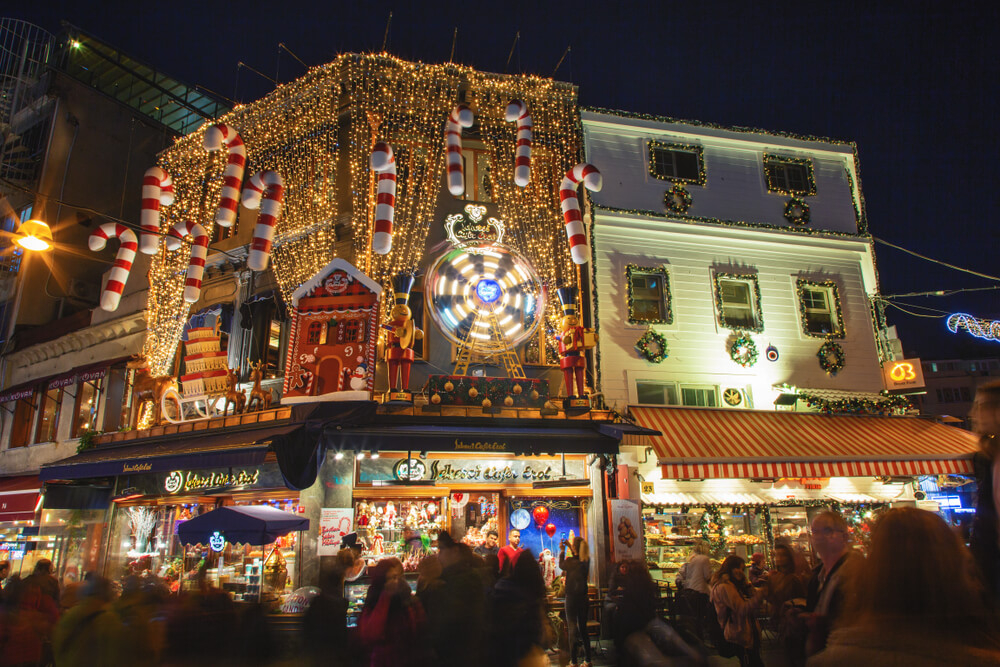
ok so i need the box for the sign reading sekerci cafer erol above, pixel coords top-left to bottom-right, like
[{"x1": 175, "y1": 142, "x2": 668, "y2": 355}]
[{"x1": 882, "y1": 358, "x2": 925, "y2": 391}]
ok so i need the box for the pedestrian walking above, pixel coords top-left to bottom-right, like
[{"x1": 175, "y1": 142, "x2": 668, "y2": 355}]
[
  {"x1": 560, "y1": 535, "x2": 591, "y2": 667},
  {"x1": 808, "y1": 507, "x2": 1000, "y2": 666},
  {"x1": 710, "y1": 555, "x2": 766, "y2": 667},
  {"x1": 486, "y1": 549, "x2": 550, "y2": 667},
  {"x1": 359, "y1": 557, "x2": 429, "y2": 667},
  {"x1": 971, "y1": 379, "x2": 1000, "y2": 608}
]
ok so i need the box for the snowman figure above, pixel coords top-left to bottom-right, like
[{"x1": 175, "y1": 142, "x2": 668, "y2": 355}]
[{"x1": 350, "y1": 359, "x2": 369, "y2": 391}]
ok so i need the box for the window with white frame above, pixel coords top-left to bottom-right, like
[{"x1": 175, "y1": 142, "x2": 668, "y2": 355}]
[
  {"x1": 635, "y1": 381, "x2": 678, "y2": 406},
  {"x1": 626, "y1": 266, "x2": 672, "y2": 324},
  {"x1": 796, "y1": 280, "x2": 844, "y2": 338},
  {"x1": 681, "y1": 386, "x2": 718, "y2": 408},
  {"x1": 648, "y1": 141, "x2": 704, "y2": 184},
  {"x1": 764, "y1": 155, "x2": 816, "y2": 195},
  {"x1": 715, "y1": 274, "x2": 762, "y2": 332}
]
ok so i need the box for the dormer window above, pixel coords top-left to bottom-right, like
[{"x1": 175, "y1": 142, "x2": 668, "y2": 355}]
[
  {"x1": 764, "y1": 154, "x2": 816, "y2": 195},
  {"x1": 648, "y1": 141, "x2": 705, "y2": 185}
]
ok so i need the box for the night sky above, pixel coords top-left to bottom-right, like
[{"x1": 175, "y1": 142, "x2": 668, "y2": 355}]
[{"x1": 10, "y1": 1, "x2": 1000, "y2": 360}]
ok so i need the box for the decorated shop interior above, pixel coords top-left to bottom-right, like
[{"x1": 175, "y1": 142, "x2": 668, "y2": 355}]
[{"x1": 623, "y1": 405, "x2": 979, "y2": 587}]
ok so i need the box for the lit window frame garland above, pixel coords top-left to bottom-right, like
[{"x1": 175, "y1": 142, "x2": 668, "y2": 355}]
[
  {"x1": 796, "y1": 279, "x2": 845, "y2": 339},
  {"x1": 817, "y1": 339, "x2": 846, "y2": 375},
  {"x1": 647, "y1": 140, "x2": 706, "y2": 185},
  {"x1": 762, "y1": 154, "x2": 817, "y2": 197},
  {"x1": 729, "y1": 333, "x2": 759, "y2": 368},
  {"x1": 625, "y1": 264, "x2": 673, "y2": 325},
  {"x1": 714, "y1": 272, "x2": 764, "y2": 333},
  {"x1": 664, "y1": 184, "x2": 693, "y2": 215},
  {"x1": 797, "y1": 390, "x2": 910, "y2": 415},
  {"x1": 783, "y1": 197, "x2": 810, "y2": 225},
  {"x1": 635, "y1": 329, "x2": 668, "y2": 363}
]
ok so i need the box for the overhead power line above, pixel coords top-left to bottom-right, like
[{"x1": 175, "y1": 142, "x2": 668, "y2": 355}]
[{"x1": 874, "y1": 237, "x2": 1000, "y2": 283}]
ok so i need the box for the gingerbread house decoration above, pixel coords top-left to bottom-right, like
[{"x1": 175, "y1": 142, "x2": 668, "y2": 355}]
[{"x1": 282, "y1": 258, "x2": 383, "y2": 403}]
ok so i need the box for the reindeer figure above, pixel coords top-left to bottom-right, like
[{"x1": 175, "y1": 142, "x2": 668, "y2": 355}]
[
  {"x1": 126, "y1": 355, "x2": 175, "y2": 427},
  {"x1": 222, "y1": 367, "x2": 246, "y2": 416},
  {"x1": 246, "y1": 360, "x2": 272, "y2": 412}
]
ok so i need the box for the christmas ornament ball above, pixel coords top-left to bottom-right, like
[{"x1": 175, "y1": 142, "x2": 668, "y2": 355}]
[
  {"x1": 469, "y1": 387, "x2": 479, "y2": 399},
  {"x1": 512, "y1": 384, "x2": 523, "y2": 395},
  {"x1": 444, "y1": 381, "x2": 454, "y2": 392},
  {"x1": 504, "y1": 395, "x2": 514, "y2": 407},
  {"x1": 530, "y1": 390, "x2": 539, "y2": 400},
  {"x1": 430, "y1": 393, "x2": 441, "y2": 405},
  {"x1": 482, "y1": 398, "x2": 492, "y2": 408}
]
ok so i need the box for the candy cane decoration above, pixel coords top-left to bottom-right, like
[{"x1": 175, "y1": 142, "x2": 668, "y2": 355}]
[
  {"x1": 89, "y1": 223, "x2": 137, "y2": 312},
  {"x1": 560, "y1": 163, "x2": 602, "y2": 265},
  {"x1": 370, "y1": 142, "x2": 396, "y2": 255},
  {"x1": 203, "y1": 123, "x2": 245, "y2": 227},
  {"x1": 241, "y1": 171, "x2": 285, "y2": 271},
  {"x1": 139, "y1": 166, "x2": 174, "y2": 254},
  {"x1": 446, "y1": 104, "x2": 474, "y2": 196},
  {"x1": 164, "y1": 221, "x2": 209, "y2": 303},
  {"x1": 504, "y1": 100, "x2": 532, "y2": 187}
]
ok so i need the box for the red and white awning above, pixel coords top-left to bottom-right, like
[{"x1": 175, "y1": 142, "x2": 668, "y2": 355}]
[
  {"x1": 629, "y1": 407, "x2": 979, "y2": 479},
  {"x1": 0, "y1": 475, "x2": 42, "y2": 523}
]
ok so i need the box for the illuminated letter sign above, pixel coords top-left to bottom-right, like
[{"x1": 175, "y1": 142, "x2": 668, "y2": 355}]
[{"x1": 883, "y1": 358, "x2": 925, "y2": 390}]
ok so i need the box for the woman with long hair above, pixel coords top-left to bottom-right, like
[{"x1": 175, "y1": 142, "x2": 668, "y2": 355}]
[
  {"x1": 359, "y1": 557, "x2": 428, "y2": 667},
  {"x1": 560, "y1": 536, "x2": 591, "y2": 667},
  {"x1": 487, "y1": 549, "x2": 549, "y2": 667},
  {"x1": 710, "y1": 555, "x2": 765, "y2": 667},
  {"x1": 809, "y1": 507, "x2": 1000, "y2": 665},
  {"x1": 971, "y1": 379, "x2": 1000, "y2": 607}
]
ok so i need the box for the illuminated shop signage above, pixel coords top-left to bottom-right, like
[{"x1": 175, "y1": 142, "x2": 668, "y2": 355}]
[
  {"x1": 882, "y1": 358, "x2": 925, "y2": 391},
  {"x1": 453, "y1": 439, "x2": 508, "y2": 452},
  {"x1": 163, "y1": 469, "x2": 261, "y2": 494},
  {"x1": 209, "y1": 531, "x2": 226, "y2": 552},
  {"x1": 376, "y1": 457, "x2": 585, "y2": 484}
]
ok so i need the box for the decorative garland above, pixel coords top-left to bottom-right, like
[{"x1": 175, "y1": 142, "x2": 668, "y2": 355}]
[
  {"x1": 783, "y1": 197, "x2": 810, "y2": 225},
  {"x1": 714, "y1": 273, "x2": 764, "y2": 333},
  {"x1": 424, "y1": 375, "x2": 549, "y2": 408},
  {"x1": 664, "y1": 184, "x2": 693, "y2": 214},
  {"x1": 817, "y1": 340, "x2": 846, "y2": 375},
  {"x1": 798, "y1": 391, "x2": 910, "y2": 415},
  {"x1": 697, "y1": 505, "x2": 727, "y2": 554},
  {"x1": 647, "y1": 140, "x2": 706, "y2": 185},
  {"x1": 763, "y1": 154, "x2": 817, "y2": 196},
  {"x1": 796, "y1": 279, "x2": 845, "y2": 339},
  {"x1": 626, "y1": 264, "x2": 673, "y2": 324},
  {"x1": 729, "y1": 333, "x2": 759, "y2": 368},
  {"x1": 635, "y1": 329, "x2": 668, "y2": 363}
]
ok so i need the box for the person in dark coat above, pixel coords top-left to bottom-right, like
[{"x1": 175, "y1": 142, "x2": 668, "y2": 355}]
[
  {"x1": 359, "y1": 557, "x2": 429, "y2": 667},
  {"x1": 559, "y1": 536, "x2": 591, "y2": 667},
  {"x1": 303, "y1": 549, "x2": 357, "y2": 666},
  {"x1": 971, "y1": 380, "x2": 1000, "y2": 608},
  {"x1": 421, "y1": 532, "x2": 486, "y2": 667},
  {"x1": 487, "y1": 549, "x2": 549, "y2": 667}
]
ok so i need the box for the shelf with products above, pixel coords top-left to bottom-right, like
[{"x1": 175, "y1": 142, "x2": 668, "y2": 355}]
[{"x1": 353, "y1": 498, "x2": 447, "y2": 569}]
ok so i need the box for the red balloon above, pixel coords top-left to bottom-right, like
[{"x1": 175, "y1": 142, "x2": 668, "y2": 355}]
[
  {"x1": 545, "y1": 522, "x2": 557, "y2": 538},
  {"x1": 532, "y1": 505, "x2": 549, "y2": 527}
]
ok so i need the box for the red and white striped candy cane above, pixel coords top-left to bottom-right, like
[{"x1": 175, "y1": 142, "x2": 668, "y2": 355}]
[
  {"x1": 241, "y1": 171, "x2": 284, "y2": 271},
  {"x1": 89, "y1": 223, "x2": 138, "y2": 312},
  {"x1": 370, "y1": 142, "x2": 396, "y2": 255},
  {"x1": 445, "y1": 104, "x2": 474, "y2": 196},
  {"x1": 164, "y1": 220, "x2": 209, "y2": 303},
  {"x1": 203, "y1": 123, "x2": 245, "y2": 227},
  {"x1": 560, "y1": 163, "x2": 603, "y2": 265},
  {"x1": 504, "y1": 100, "x2": 532, "y2": 187},
  {"x1": 139, "y1": 166, "x2": 174, "y2": 254}
]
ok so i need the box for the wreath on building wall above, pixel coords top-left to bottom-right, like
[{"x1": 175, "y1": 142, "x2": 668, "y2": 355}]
[
  {"x1": 664, "y1": 184, "x2": 693, "y2": 214},
  {"x1": 729, "y1": 334, "x2": 759, "y2": 368},
  {"x1": 784, "y1": 197, "x2": 810, "y2": 225},
  {"x1": 636, "y1": 329, "x2": 668, "y2": 363},
  {"x1": 817, "y1": 340, "x2": 846, "y2": 375}
]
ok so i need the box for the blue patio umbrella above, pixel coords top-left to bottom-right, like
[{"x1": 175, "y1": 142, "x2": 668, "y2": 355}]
[{"x1": 177, "y1": 505, "x2": 310, "y2": 546}]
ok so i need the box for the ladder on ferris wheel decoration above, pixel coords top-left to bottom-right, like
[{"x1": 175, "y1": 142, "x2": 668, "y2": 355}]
[{"x1": 453, "y1": 307, "x2": 527, "y2": 379}]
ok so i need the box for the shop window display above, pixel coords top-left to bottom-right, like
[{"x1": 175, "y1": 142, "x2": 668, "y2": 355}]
[
  {"x1": 41, "y1": 508, "x2": 107, "y2": 586},
  {"x1": 451, "y1": 492, "x2": 499, "y2": 547},
  {"x1": 354, "y1": 498, "x2": 446, "y2": 570},
  {"x1": 507, "y1": 498, "x2": 583, "y2": 582}
]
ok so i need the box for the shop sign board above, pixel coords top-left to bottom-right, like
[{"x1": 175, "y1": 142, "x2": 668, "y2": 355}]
[
  {"x1": 609, "y1": 499, "x2": 642, "y2": 562},
  {"x1": 318, "y1": 508, "x2": 354, "y2": 556},
  {"x1": 0, "y1": 541, "x2": 26, "y2": 560},
  {"x1": 126, "y1": 464, "x2": 282, "y2": 496},
  {"x1": 359, "y1": 457, "x2": 586, "y2": 485},
  {"x1": 883, "y1": 358, "x2": 925, "y2": 391}
]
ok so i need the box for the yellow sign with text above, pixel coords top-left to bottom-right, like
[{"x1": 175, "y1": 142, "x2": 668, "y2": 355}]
[{"x1": 883, "y1": 358, "x2": 925, "y2": 391}]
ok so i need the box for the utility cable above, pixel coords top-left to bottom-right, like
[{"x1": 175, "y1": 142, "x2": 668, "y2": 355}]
[
  {"x1": 882, "y1": 301, "x2": 950, "y2": 319},
  {"x1": 874, "y1": 236, "x2": 1000, "y2": 282}
]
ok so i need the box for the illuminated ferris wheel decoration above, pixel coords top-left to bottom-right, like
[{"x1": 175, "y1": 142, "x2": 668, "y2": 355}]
[{"x1": 424, "y1": 206, "x2": 546, "y2": 376}]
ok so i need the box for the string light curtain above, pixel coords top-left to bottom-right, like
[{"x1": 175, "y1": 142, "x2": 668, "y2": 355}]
[{"x1": 144, "y1": 54, "x2": 581, "y2": 376}]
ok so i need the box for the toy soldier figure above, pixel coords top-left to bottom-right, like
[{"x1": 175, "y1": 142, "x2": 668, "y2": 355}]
[
  {"x1": 384, "y1": 274, "x2": 423, "y2": 400},
  {"x1": 556, "y1": 286, "x2": 597, "y2": 406}
]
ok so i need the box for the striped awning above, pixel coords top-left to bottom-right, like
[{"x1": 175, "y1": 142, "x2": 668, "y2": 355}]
[
  {"x1": 629, "y1": 406, "x2": 979, "y2": 479},
  {"x1": 0, "y1": 476, "x2": 42, "y2": 522}
]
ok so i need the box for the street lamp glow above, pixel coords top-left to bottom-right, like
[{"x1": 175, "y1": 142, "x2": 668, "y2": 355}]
[{"x1": 15, "y1": 219, "x2": 53, "y2": 251}]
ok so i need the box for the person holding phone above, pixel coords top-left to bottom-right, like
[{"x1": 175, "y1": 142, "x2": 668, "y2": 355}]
[{"x1": 560, "y1": 535, "x2": 592, "y2": 667}]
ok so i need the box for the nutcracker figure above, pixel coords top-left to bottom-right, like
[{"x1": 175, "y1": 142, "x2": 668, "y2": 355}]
[
  {"x1": 382, "y1": 274, "x2": 423, "y2": 399},
  {"x1": 556, "y1": 286, "x2": 597, "y2": 404}
]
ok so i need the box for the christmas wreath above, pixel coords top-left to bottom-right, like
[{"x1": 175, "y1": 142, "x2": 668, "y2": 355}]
[
  {"x1": 664, "y1": 184, "x2": 693, "y2": 214},
  {"x1": 784, "y1": 197, "x2": 810, "y2": 225},
  {"x1": 729, "y1": 334, "x2": 759, "y2": 368},
  {"x1": 817, "y1": 340, "x2": 846, "y2": 375},
  {"x1": 636, "y1": 329, "x2": 668, "y2": 363}
]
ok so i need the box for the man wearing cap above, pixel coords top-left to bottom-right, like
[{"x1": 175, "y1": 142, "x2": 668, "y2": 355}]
[
  {"x1": 384, "y1": 274, "x2": 423, "y2": 392},
  {"x1": 556, "y1": 286, "x2": 596, "y2": 398}
]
